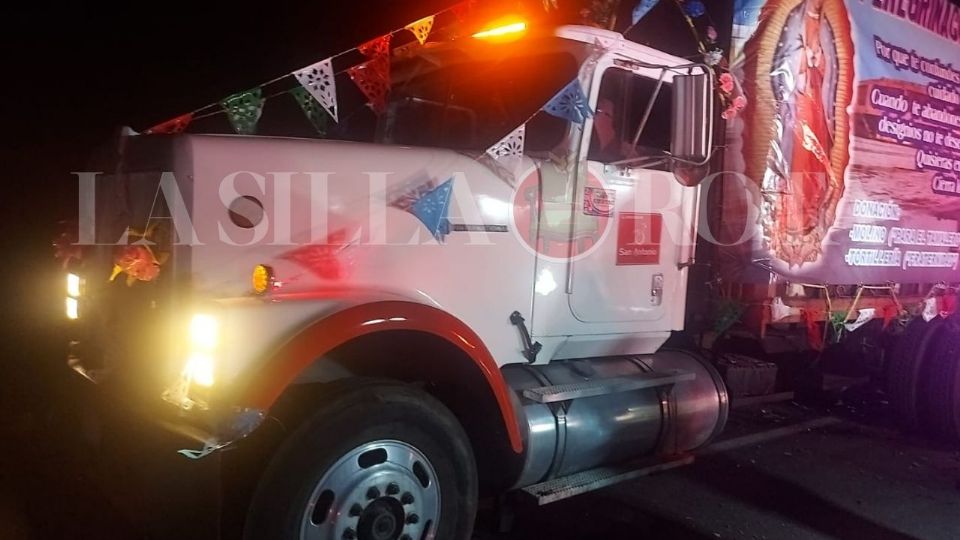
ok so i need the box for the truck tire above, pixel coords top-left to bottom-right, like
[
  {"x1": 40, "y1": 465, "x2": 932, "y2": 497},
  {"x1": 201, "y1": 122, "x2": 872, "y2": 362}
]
[
  {"x1": 887, "y1": 317, "x2": 944, "y2": 432},
  {"x1": 244, "y1": 379, "x2": 478, "y2": 540},
  {"x1": 920, "y1": 319, "x2": 960, "y2": 441}
]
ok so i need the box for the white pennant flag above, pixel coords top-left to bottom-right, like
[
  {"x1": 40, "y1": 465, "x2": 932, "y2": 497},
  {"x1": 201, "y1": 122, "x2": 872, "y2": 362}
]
[
  {"x1": 922, "y1": 296, "x2": 939, "y2": 322},
  {"x1": 844, "y1": 308, "x2": 876, "y2": 332},
  {"x1": 293, "y1": 58, "x2": 338, "y2": 123},
  {"x1": 486, "y1": 124, "x2": 525, "y2": 160},
  {"x1": 770, "y1": 297, "x2": 801, "y2": 322},
  {"x1": 485, "y1": 124, "x2": 526, "y2": 176}
]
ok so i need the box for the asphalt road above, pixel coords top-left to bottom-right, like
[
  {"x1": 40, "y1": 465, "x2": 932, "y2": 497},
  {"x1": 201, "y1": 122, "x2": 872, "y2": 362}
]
[{"x1": 2, "y1": 387, "x2": 959, "y2": 540}]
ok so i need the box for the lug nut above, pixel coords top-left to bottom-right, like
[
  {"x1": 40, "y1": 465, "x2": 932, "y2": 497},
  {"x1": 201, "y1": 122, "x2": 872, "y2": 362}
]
[
  {"x1": 386, "y1": 482, "x2": 400, "y2": 495},
  {"x1": 406, "y1": 513, "x2": 419, "y2": 525},
  {"x1": 349, "y1": 503, "x2": 363, "y2": 517},
  {"x1": 366, "y1": 486, "x2": 380, "y2": 500},
  {"x1": 343, "y1": 528, "x2": 356, "y2": 539},
  {"x1": 400, "y1": 492, "x2": 414, "y2": 505}
]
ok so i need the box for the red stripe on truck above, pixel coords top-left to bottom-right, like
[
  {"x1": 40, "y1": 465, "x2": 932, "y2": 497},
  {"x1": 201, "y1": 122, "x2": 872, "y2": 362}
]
[{"x1": 237, "y1": 301, "x2": 523, "y2": 453}]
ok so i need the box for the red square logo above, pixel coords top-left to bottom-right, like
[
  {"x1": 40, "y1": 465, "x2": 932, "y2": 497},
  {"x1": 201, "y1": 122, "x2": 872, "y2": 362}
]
[{"x1": 616, "y1": 213, "x2": 662, "y2": 265}]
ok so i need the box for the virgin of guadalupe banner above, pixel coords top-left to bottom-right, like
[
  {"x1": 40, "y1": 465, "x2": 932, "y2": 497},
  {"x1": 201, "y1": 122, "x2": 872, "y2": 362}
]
[{"x1": 719, "y1": 0, "x2": 960, "y2": 285}]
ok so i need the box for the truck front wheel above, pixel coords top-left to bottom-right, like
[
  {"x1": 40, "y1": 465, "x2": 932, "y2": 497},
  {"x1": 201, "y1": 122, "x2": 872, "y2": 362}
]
[{"x1": 244, "y1": 380, "x2": 478, "y2": 540}]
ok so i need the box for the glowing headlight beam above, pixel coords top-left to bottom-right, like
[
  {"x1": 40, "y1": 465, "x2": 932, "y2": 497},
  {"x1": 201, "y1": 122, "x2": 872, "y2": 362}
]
[
  {"x1": 65, "y1": 297, "x2": 79, "y2": 320},
  {"x1": 189, "y1": 313, "x2": 220, "y2": 352},
  {"x1": 184, "y1": 353, "x2": 215, "y2": 387},
  {"x1": 67, "y1": 273, "x2": 81, "y2": 298}
]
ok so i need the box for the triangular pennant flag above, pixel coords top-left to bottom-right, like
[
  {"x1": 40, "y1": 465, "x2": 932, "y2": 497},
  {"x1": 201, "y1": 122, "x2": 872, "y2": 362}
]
[
  {"x1": 358, "y1": 34, "x2": 391, "y2": 58},
  {"x1": 922, "y1": 296, "x2": 939, "y2": 321},
  {"x1": 293, "y1": 58, "x2": 338, "y2": 123},
  {"x1": 348, "y1": 56, "x2": 391, "y2": 115},
  {"x1": 405, "y1": 16, "x2": 435, "y2": 45},
  {"x1": 543, "y1": 79, "x2": 593, "y2": 124},
  {"x1": 844, "y1": 308, "x2": 876, "y2": 332},
  {"x1": 452, "y1": 0, "x2": 475, "y2": 23},
  {"x1": 682, "y1": 0, "x2": 706, "y2": 17},
  {"x1": 145, "y1": 113, "x2": 193, "y2": 135},
  {"x1": 410, "y1": 179, "x2": 453, "y2": 241},
  {"x1": 220, "y1": 88, "x2": 264, "y2": 135},
  {"x1": 486, "y1": 124, "x2": 525, "y2": 161},
  {"x1": 631, "y1": 0, "x2": 660, "y2": 24},
  {"x1": 290, "y1": 87, "x2": 328, "y2": 135}
]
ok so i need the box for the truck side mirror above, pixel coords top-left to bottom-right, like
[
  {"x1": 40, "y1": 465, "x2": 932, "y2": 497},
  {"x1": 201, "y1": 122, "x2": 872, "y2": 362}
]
[{"x1": 670, "y1": 72, "x2": 714, "y2": 186}]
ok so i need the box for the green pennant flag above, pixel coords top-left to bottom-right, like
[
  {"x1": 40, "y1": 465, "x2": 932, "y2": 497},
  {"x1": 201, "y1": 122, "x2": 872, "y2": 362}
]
[
  {"x1": 290, "y1": 86, "x2": 328, "y2": 135},
  {"x1": 220, "y1": 88, "x2": 264, "y2": 135}
]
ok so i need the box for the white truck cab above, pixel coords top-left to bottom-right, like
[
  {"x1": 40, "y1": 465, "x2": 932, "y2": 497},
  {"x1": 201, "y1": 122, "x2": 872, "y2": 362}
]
[{"x1": 64, "y1": 23, "x2": 726, "y2": 540}]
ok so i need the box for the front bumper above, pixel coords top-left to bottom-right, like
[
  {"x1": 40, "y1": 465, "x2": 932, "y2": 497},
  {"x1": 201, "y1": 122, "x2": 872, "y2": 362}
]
[
  {"x1": 63, "y1": 360, "x2": 229, "y2": 539},
  {"x1": 67, "y1": 353, "x2": 265, "y2": 459}
]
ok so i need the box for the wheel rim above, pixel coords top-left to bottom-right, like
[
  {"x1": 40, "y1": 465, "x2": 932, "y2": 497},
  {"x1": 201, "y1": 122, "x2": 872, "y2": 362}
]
[{"x1": 300, "y1": 440, "x2": 440, "y2": 540}]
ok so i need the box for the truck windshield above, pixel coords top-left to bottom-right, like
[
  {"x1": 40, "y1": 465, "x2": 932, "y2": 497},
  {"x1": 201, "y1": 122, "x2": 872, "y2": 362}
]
[{"x1": 378, "y1": 39, "x2": 584, "y2": 153}]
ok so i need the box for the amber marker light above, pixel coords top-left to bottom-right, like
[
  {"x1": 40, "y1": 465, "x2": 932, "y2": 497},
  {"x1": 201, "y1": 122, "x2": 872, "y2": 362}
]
[
  {"x1": 252, "y1": 264, "x2": 275, "y2": 295},
  {"x1": 472, "y1": 19, "x2": 527, "y2": 41}
]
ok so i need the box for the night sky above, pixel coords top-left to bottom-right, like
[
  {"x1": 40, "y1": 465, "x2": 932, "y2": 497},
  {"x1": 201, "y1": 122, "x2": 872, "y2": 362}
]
[{"x1": 1, "y1": 1, "x2": 714, "y2": 411}]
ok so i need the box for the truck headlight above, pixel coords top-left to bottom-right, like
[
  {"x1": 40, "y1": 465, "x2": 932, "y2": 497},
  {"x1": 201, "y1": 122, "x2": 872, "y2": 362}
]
[
  {"x1": 184, "y1": 313, "x2": 219, "y2": 387},
  {"x1": 184, "y1": 352, "x2": 215, "y2": 388},
  {"x1": 65, "y1": 297, "x2": 79, "y2": 320},
  {"x1": 67, "y1": 273, "x2": 81, "y2": 298},
  {"x1": 189, "y1": 313, "x2": 219, "y2": 351},
  {"x1": 65, "y1": 273, "x2": 81, "y2": 320}
]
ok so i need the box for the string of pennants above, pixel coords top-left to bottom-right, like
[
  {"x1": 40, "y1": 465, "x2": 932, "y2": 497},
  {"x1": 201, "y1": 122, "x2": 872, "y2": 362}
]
[
  {"x1": 144, "y1": 10, "x2": 449, "y2": 136},
  {"x1": 143, "y1": 1, "x2": 599, "y2": 176}
]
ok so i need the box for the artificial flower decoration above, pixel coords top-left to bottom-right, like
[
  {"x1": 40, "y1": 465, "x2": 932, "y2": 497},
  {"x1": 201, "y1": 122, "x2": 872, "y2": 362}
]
[
  {"x1": 109, "y1": 223, "x2": 170, "y2": 286},
  {"x1": 719, "y1": 72, "x2": 735, "y2": 93},
  {"x1": 706, "y1": 25, "x2": 718, "y2": 42}
]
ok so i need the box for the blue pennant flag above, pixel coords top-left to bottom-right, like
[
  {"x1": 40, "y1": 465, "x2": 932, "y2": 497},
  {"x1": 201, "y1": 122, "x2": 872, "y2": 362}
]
[
  {"x1": 543, "y1": 79, "x2": 593, "y2": 124},
  {"x1": 682, "y1": 0, "x2": 706, "y2": 18},
  {"x1": 632, "y1": 0, "x2": 660, "y2": 24},
  {"x1": 411, "y1": 179, "x2": 453, "y2": 241}
]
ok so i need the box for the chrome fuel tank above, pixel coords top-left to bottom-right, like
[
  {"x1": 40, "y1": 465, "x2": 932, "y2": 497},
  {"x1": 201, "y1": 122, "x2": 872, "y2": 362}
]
[{"x1": 504, "y1": 350, "x2": 728, "y2": 488}]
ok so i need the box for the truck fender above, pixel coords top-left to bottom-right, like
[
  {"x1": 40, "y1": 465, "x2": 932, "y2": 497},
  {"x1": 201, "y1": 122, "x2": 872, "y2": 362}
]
[{"x1": 230, "y1": 300, "x2": 523, "y2": 453}]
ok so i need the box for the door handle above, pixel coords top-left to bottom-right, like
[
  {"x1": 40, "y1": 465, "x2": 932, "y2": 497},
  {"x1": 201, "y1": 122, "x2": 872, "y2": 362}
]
[{"x1": 651, "y1": 273, "x2": 664, "y2": 306}]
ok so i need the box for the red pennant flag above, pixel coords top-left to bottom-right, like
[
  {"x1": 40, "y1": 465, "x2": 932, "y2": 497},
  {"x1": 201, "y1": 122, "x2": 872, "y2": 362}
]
[
  {"x1": 452, "y1": 0, "x2": 476, "y2": 23},
  {"x1": 358, "y1": 34, "x2": 391, "y2": 58},
  {"x1": 802, "y1": 309, "x2": 824, "y2": 351},
  {"x1": 348, "y1": 55, "x2": 391, "y2": 115},
  {"x1": 882, "y1": 304, "x2": 899, "y2": 329},
  {"x1": 938, "y1": 291, "x2": 957, "y2": 317},
  {"x1": 145, "y1": 112, "x2": 193, "y2": 135},
  {"x1": 280, "y1": 229, "x2": 352, "y2": 280}
]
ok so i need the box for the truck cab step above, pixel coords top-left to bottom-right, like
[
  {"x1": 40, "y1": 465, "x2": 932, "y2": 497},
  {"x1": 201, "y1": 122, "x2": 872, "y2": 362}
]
[
  {"x1": 519, "y1": 454, "x2": 695, "y2": 505},
  {"x1": 521, "y1": 370, "x2": 695, "y2": 403}
]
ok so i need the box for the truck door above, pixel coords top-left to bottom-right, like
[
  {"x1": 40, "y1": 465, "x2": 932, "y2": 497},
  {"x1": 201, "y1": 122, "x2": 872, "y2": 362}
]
[{"x1": 567, "y1": 66, "x2": 696, "y2": 327}]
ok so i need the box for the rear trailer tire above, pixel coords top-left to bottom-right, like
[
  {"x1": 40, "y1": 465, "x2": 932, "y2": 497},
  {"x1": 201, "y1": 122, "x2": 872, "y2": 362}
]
[
  {"x1": 887, "y1": 317, "x2": 944, "y2": 432},
  {"x1": 244, "y1": 380, "x2": 478, "y2": 540},
  {"x1": 921, "y1": 319, "x2": 960, "y2": 441}
]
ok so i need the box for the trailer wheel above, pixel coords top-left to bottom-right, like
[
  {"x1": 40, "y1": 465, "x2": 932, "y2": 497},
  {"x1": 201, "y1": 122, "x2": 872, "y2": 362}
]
[
  {"x1": 920, "y1": 319, "x2": 960, "y2": 441},
  {"x1": 244, "y1": 380, "x2": 477, "y2": 540},
  {"x1": 887, "y1": 317, "x2": 945, "y2": 432}
]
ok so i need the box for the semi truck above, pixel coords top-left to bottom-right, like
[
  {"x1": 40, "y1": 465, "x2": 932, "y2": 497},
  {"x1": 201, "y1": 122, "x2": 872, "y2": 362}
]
[{"x1": 60, "y1": 4, "x2": 959, "y2": 539}]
